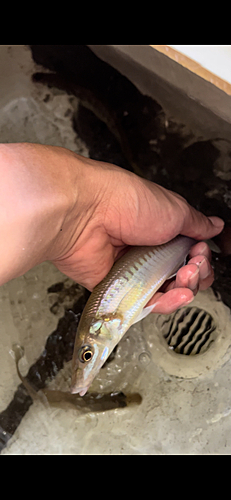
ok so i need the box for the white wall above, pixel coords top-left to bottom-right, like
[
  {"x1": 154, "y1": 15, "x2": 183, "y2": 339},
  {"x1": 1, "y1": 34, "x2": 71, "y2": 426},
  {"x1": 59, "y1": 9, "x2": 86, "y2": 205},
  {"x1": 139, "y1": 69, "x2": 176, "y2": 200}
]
[{"x1": 170, "y1": 45, "x2": 231, "y2": 86}]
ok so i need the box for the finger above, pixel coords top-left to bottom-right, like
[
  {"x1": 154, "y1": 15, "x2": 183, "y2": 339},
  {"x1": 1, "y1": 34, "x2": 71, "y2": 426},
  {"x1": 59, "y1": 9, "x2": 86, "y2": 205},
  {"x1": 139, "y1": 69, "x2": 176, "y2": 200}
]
[
  {"x1": 174, "y1": 263, "x2": 199, "y2": 293},
  {"x1": 159, "y1": 263, "x2": 199, "y2": 294},
  {"x1": 168, "y1": 255, "x2": 214, "y2": 292},
  {"x1": 189, "y1": 241, "x2": 212, "y2": 261},
  {"x1": 162, "y1": 254, "x2": 214, "y2": 295},
  {"x1": 160, "y1": 263, "x2": 200, "y2": 296},
  {"x1": 181, "y1": 203, "x2": 224, "y2": 240},
  {"x1": 198, "y1": 272, "x2": 214, "y2": 291},
  {"x1": 147, "y1": 288, "x2": 194, "y2": 315},
  {"x1": 187, "y1": 255, "x2": 214, "y2": 290}
]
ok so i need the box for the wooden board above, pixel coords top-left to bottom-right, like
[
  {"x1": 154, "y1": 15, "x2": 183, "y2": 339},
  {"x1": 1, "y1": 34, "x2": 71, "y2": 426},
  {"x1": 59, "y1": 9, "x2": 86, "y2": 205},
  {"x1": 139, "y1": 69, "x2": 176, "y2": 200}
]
[{"x1": 150, "y1": 45, "x2": 231, "y2": 96}]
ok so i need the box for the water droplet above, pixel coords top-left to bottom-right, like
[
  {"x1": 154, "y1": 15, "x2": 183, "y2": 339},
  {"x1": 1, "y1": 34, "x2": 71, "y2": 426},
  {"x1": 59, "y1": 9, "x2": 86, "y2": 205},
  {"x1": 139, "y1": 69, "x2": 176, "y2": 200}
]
[{"x1": 138, "y1": 351, "x2": 151, "y2": 366}]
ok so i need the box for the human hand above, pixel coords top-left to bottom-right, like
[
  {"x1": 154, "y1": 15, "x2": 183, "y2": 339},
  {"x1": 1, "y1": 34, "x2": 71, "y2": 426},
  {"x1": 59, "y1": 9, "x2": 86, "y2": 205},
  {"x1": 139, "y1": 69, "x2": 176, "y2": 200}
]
[
  {"x1": 0, "y1": 144, "x2": 224, "y2": 315},
  {"x1": 51, "y1": 155, "x2": 224, "y2": 314}
]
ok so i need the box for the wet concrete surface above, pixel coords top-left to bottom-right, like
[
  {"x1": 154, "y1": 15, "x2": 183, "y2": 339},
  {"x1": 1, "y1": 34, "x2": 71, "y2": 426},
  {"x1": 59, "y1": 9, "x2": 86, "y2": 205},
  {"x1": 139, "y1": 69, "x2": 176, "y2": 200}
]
[{"x1": 1, "y1": 45, "x2": 231, "y2": 453}]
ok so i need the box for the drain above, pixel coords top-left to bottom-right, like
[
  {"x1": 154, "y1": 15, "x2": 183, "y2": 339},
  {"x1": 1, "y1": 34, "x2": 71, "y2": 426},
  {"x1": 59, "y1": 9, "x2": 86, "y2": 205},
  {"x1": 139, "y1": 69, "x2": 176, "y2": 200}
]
[
  {"x1": 160, "y1": 307, "x2": 217, "y2": 355},
  {"x1": 140, "y1": 289, "x2": 231, "y2": 379}
]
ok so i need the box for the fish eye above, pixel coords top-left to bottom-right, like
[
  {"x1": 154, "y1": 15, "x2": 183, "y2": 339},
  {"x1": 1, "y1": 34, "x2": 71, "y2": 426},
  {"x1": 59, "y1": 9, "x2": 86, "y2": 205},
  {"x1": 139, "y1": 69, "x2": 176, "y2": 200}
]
[{"x1": 79, "y1": 345, "x2": 94, "y2": 363}]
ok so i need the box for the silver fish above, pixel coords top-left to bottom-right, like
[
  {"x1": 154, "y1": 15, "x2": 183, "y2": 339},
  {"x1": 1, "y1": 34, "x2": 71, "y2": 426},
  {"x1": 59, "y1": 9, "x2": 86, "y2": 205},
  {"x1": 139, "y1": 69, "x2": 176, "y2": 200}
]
[{"x1": 71, "y1": 235, "x2": 196, "y2": 395}]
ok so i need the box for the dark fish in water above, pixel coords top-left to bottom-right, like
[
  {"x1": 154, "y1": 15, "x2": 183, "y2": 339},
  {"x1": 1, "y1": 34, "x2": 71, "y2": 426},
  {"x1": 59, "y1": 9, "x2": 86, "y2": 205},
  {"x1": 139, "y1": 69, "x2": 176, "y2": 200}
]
[{"x1": 13, "y1": 344, "x2": 141, "y2": 413}]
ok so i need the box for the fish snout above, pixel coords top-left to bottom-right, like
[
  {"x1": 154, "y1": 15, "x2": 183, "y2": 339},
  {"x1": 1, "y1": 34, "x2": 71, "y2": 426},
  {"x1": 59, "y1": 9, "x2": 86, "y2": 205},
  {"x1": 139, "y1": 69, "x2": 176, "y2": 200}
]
[
  {"x1": 70, "y1": 369, "x2": 90, "y2": 396},
  {"x1": 70, "y1": 383, "x2": 90, "y2": 396}
]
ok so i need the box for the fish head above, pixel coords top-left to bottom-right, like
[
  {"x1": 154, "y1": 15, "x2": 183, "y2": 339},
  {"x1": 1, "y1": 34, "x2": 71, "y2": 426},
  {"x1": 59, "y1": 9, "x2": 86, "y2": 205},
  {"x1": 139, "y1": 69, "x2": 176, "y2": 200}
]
[{"x1": 71, "y1": 315, "x2": 122, "y2": 396}]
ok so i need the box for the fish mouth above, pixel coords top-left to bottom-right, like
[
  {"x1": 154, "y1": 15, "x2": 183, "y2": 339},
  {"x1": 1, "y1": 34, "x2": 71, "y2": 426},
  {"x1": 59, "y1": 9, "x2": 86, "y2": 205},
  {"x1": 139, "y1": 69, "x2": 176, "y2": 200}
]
[
  {"x1": 71, "y1": 367, "x2": 91, "y2": 396},
  {"x1": 70, "y1": 384, "x2": 90, "y2": 397}
]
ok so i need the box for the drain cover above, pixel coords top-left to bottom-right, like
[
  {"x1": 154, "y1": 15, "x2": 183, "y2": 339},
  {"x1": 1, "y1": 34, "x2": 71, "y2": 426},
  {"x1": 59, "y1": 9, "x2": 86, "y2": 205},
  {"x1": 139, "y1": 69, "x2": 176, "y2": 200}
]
[
  {"x1": 140, "y1": 289, "x2": 231, "y2": 379},
  {"x1": 160, "y1": 307, "x2": 217, "y2": 355}
]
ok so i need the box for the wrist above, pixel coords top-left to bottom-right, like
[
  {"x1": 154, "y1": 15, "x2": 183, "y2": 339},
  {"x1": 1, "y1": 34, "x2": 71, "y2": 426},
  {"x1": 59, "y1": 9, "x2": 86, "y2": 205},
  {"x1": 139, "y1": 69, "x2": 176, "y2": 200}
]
[
  {"x1": 0, "y1": 144, "x2": 100, "y2": 284},
  {"x1": 49, "y1": 151, "x2": 105, "y2": 262}
]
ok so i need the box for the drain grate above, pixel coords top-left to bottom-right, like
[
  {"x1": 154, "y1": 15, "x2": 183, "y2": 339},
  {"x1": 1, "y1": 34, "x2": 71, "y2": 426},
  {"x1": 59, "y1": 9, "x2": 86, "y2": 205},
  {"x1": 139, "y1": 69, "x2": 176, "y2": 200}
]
[{"x1": 159, "y1": 307, "x2": 217, "y2": 355}]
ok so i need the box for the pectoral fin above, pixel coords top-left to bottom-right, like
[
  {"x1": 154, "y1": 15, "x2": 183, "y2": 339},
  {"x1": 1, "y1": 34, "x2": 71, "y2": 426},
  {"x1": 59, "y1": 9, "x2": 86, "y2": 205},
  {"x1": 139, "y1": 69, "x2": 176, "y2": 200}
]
[{"x1": 131, "y1": 304, "x2": 155, "y2": 326}]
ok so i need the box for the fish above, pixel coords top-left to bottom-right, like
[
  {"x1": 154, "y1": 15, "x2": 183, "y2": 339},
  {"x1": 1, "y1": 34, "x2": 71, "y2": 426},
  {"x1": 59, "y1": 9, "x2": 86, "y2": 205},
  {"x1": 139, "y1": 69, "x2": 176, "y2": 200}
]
[
  {"x1": 71, "y1": 235, "x2": 196, "y2": 396},
  {"x1": 13, "y1": 343, "x2": 142, "y2": 412}
]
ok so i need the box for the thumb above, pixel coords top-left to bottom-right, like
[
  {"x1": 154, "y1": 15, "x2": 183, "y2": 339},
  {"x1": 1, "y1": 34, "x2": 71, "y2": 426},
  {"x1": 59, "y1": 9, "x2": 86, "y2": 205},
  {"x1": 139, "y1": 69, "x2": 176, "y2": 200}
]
[
  {"x1": 207, "y1": 216, "x2": 225, "y2": 230},
  {"x1": 181, "y1": 207, "x2": 224, "y2": 240}
]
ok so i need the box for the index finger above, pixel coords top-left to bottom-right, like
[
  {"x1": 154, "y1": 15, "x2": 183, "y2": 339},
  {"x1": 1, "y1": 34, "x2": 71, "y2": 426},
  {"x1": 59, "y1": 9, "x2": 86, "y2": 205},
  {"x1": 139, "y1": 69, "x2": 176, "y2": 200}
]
[{"x1": 189, "y1": 241, "x2": 212, "y2": 261}]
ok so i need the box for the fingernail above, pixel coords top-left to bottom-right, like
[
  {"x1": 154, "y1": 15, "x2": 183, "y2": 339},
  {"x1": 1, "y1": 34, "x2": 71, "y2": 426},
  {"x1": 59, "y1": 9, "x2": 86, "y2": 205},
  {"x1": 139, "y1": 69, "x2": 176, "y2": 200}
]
[
  {"x1": 196, "y1": 242, "x2": 207, "y2": 254},
  {"x1": 208, "y1": 216, "x2": 224, "y2": 229},
  {"x1": 185, "y1": 296, "x2": 194, "y2": 305},
  {"x1": 180, "y1": 295, "x2": 194, "y2": 308},
  {"x1": 198, "y1": 258, "x2": 210, "y2": 279},
  {"x1": 188, "y1": 269, "x2": 199, "y2": 290}
]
